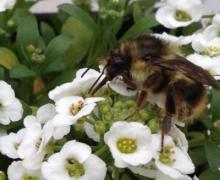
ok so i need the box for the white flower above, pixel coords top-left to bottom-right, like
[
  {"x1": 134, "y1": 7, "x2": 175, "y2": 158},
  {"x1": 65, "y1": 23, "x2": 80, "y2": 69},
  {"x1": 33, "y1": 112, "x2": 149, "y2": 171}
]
[
  {"x1": 0, "y1": 81, "x2": 23, "y2": 125},
  {"x1": 168, "y1": 124, "x2": 188, "y2": 153},
  {"x1": 187, "y1": 53, "x2": 220, "y2": 78},
  {"x1": 129, "y1": 164, "x2": 193, "y2": 180},
  {"x1": 36, "y1": 103, "x2": 57, "y2": 124},
  {"x1": 129, "y1": 125, "x2": 189, "y2": 179},
  {"x1": 36, "y1": 104, "x2": 70, "y2": 140},
  {"x1": 192, "y1": 33, "x2": 220, "y2": 57},
  {"x1": 203, "y1": 14, "x2": 220, "y2": 39},
  {"x1": 156, "y1": 171, "x2": 192, "y2": 180},
  {"x1": 49, "y1": 68, "x2": 105, "y2": 102},
  {"x1": 156, "y1": 0, "x2": 203, "y2": 28},
  {"x1": 152, "y1": 134, "x2": 195, "y2": 179},
  {"x1": 153, "y1": 32, "x2": 194, "y2": 46},
  {"x1": 109, "y1": 78, "x2": 137, "y2": 97},
  {"x1": 0, "y1": 128, "x2": 25, "y2": 159},
  {"x1": 0, "y1": 0, "x2": 16, "y2": 12},
  {"x1": 7, "y1": 161, "x2": 44, "y2": 180},
  {"x1": 17, "y1": 115, "x2": 54, "y2": 170},
  {"x1": 128, "y1": 161, "x2": 157, "y2": 179},
  {"x1": 41, "y1": 140, "x2": 107, "y2": 180},
  {"x1": 52, "y1": 96, "x2": 104, "y2": 126},
  {"x1": 84, "y1": 122, "x2": 100, "y2": 142},
  {"x1": 104, "y1": 121, "x2": 153, "y2": 168}
]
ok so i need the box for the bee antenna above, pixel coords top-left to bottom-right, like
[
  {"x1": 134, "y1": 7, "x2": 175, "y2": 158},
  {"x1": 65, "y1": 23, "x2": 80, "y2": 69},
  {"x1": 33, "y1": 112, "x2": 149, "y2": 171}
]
[
  {"x1": 81, "y1": 64, "x2": 94, "y2": 78},
  {"x1": 88, "y1": 65, "x2": 107, "y2": 94}
]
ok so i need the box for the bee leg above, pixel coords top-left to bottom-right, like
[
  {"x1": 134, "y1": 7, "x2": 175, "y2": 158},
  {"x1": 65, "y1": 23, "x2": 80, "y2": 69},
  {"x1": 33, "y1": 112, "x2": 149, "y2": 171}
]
[
  {"x1": 161, "y1": 85, "x2": 176, "y2": 152},
  {"x1": 122, "y1": 74, "x2": 137, "y2": 90},
  {"x1": 125, "y1": 72, "x2": 161, "y2": 120},
  {"x1": 125, "y1": 90, "x2": 147, "y2": 120},
  {"x1": 161, "y1": 114, "x2": 172, "y2": 152}
]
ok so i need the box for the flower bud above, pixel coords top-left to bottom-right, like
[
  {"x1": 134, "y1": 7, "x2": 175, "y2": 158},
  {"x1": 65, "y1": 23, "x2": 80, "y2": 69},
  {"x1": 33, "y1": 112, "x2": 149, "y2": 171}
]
[
  {"x1": 104, "y1": 112, "x2": 113, "y2": 121},
  {"x1": 147, "y1": 119, "x2": 160, "y2": 133},
  {"x1": 26, "y1": 44, "x2": 36, "y2": 53},
  {"x1": 95, "y1": 121, "x2": 107, "y2": 134},
  {"x1": 7, "y1": 20, "x2": 15, "y2": 28},
  {"x1": 0, "y1": 171, "x2": 5, "y2": 180}
]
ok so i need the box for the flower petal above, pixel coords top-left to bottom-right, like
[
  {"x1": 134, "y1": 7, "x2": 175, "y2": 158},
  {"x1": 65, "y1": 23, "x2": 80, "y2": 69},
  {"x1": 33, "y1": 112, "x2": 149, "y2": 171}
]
[
  {"x1": 36, "y1": 103, "x2": 56, "y2": 124},
  {"x1": 61, "y1": 140, "x2": 92, "y2": 163},
  {"x1": 82, "y1": 154, "x2": 107, "y2": 180}
]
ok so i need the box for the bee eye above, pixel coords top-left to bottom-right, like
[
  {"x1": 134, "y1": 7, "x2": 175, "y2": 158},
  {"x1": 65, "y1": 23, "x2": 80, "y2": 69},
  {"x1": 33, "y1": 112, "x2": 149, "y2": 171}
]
[{"x1": 110, "y1": 51, "x2": 124, "y2": 65}]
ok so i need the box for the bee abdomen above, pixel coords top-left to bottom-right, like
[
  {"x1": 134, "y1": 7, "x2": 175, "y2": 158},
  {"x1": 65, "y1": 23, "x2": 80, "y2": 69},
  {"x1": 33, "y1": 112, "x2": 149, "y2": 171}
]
[{"x1": 173, "y1": 81, "x2": 208, "y2": 123}]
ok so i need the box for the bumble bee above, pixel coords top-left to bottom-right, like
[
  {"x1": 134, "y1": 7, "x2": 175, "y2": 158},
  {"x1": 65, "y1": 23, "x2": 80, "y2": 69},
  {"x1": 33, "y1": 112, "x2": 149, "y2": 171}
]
[{"x1": 88, "y1": 36, "x2": 220, "y2": 149}]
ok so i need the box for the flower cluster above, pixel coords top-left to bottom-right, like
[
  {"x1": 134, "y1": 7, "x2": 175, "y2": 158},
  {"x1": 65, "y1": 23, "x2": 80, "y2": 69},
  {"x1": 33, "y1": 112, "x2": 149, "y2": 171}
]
[
  {"x1": 155, "y1": 0, "x2": 220, "y2": 79},
  {"x1": 156, "y1": 0, "x2": 203, "y2": 29},
  {"x1": 105, "y1": 121, "x2": 195, "y2": 180},
  {"x1": 0, "y1": 66, "x2": 196, "y2": 180},
  {"x1": 187, "y1": 14, "x2": 220, "y2": 78}
]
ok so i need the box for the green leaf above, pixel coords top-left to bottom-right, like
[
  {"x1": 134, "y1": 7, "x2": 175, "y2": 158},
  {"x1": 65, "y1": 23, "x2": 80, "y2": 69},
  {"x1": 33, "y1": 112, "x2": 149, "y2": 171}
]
[
  {"x1": 59, "y1": 4, "x2": 98, "y2": 33},
  {"x1": 40, "y1": 22, "x2": 56, "y2": 45},
  {"x1": 211, "y1": 89, "x2": 220, "y2": 120},
  {"x1": 183, "y1": 22, "x2": 201, "y2": 36},
  {"x1": 120, "y1": 14, "x2": 158, "y2": 42},
  {"x1": 10, "y1": 64, "x2": 36, "y2": 78},
  {"x1": 205, "y1": 141, "x2": 220, "y2": 171},
  {"x1": 0, "y1": 66, "x2": 5, "y2": 79},
  {"x1": 0, "y1": 47, "x2": 19, "y2": 69},
  {"x1": 121, "y1": 174, "x2": 132, "y2": 180},
  {"x1": 43, "y1": 34, "x2": 73, "y2": 73},
  {"x1": 139, "y1": 0, "x2": 157, "y2": 7},
  {"x1": 133, "y1": 3, "x2": 143, "y2": 22},
  {"x1": 199, "y1": 169, "x2": 220, "y2": 180},
  {"x1": 14, "y1": 10, "x2": 45, "y2": 65},
  {"x1": 16, "y1": 12, "x2": 44, "y2": 48},
  {"x1": 62, "y1": 16, "x2": 94, "y2": 66},
  {"x1": 189, "y1": 147, "x2": 207, "y2": 166}
]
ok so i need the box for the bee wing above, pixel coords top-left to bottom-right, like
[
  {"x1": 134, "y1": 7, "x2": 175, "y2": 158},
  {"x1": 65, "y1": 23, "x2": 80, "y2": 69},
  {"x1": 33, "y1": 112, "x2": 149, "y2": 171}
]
[{"x1": 152, "y1": 56, "x2": 220, "y2": 90}]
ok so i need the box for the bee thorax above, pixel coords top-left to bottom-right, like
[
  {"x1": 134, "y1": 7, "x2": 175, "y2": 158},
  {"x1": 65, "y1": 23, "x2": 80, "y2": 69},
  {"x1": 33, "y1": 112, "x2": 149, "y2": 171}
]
[{"x1": 130, "y1": 60, "x2": 151, "y2": 83}]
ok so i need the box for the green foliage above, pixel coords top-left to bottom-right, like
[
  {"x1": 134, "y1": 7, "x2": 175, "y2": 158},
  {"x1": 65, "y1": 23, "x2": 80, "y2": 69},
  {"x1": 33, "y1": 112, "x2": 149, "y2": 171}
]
[
  {"x1": 0, "y1": 47, "x2": 19, "y2": 69},
  {"x1": 120, "y1": 15, "x2": 158, "y2": 42},
  {"x1": 44, "y1": 34, "x2": 73, "y2": 73},
  {"x1": 211, "y1": 89, "x2": 220, "y2": 121},
  {"x1": 205, "y1": 141, "x2": 220, "y2": 171},
  {"x1": 10, "y1": 64, "x2": 36, "y2": 78},
  {"x1": 200, "y1": 169, "x2": 220, "y2": 180}
]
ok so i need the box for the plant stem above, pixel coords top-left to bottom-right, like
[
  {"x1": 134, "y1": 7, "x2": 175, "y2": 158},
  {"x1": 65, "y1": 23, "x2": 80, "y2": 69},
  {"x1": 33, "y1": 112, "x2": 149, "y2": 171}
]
[
  {"x1": 94, "y1": 144, "x2": 108, "y2": 156},
  {"x1": 113, "y1": 168, "x2": 120, "y2": 180}
]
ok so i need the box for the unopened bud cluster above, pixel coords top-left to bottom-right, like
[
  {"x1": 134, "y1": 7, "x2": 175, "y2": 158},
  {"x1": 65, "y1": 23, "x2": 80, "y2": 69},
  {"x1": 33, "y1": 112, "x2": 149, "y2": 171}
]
[{"x1": 26, "y1": 44, "x2": 46, "y2": 63}]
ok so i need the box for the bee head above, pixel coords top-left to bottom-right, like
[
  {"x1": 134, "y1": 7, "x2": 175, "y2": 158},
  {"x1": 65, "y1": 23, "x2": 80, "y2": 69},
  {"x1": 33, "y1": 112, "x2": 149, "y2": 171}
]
[
  {"x1": 89, "y1": 50, "x2": 128, "y2": 95},
  {"x1": 106, "y1": 50, "x2": 127, "y2": 80}
]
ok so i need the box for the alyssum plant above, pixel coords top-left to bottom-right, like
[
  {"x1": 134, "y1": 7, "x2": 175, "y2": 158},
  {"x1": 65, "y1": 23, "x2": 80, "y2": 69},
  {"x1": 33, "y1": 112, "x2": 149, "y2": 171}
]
[{"x1": 0, "y1": 0, "x2": 220, "y2": 180}]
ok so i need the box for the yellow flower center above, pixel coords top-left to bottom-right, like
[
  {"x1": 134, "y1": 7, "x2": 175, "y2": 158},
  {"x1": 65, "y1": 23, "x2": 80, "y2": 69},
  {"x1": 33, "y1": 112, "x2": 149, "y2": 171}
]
[
  {"x1": 175, "y1": 10, "x2": 192, "y2": 21},
  {"x1": 159, "y1": 145, "x2": 176, "y2": 165},
  {"x1": 70, "y1": 100, "x2": 84, "y2": 115},
  {"x1": 117, "y1": 138, "x2": 137, "y2": 153},
  {"x1": 22, "y1": 176, "x2": 39, "y2": 180},
  {"x1": 66, "y1": 158, "x2": 85, "y2": 178},
  {"x1": 14, "y1": 143, "x2": 20, "y2": 150},
  {"x1": 202, "y1": 45, "x2": 220, "y2": 57}
]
